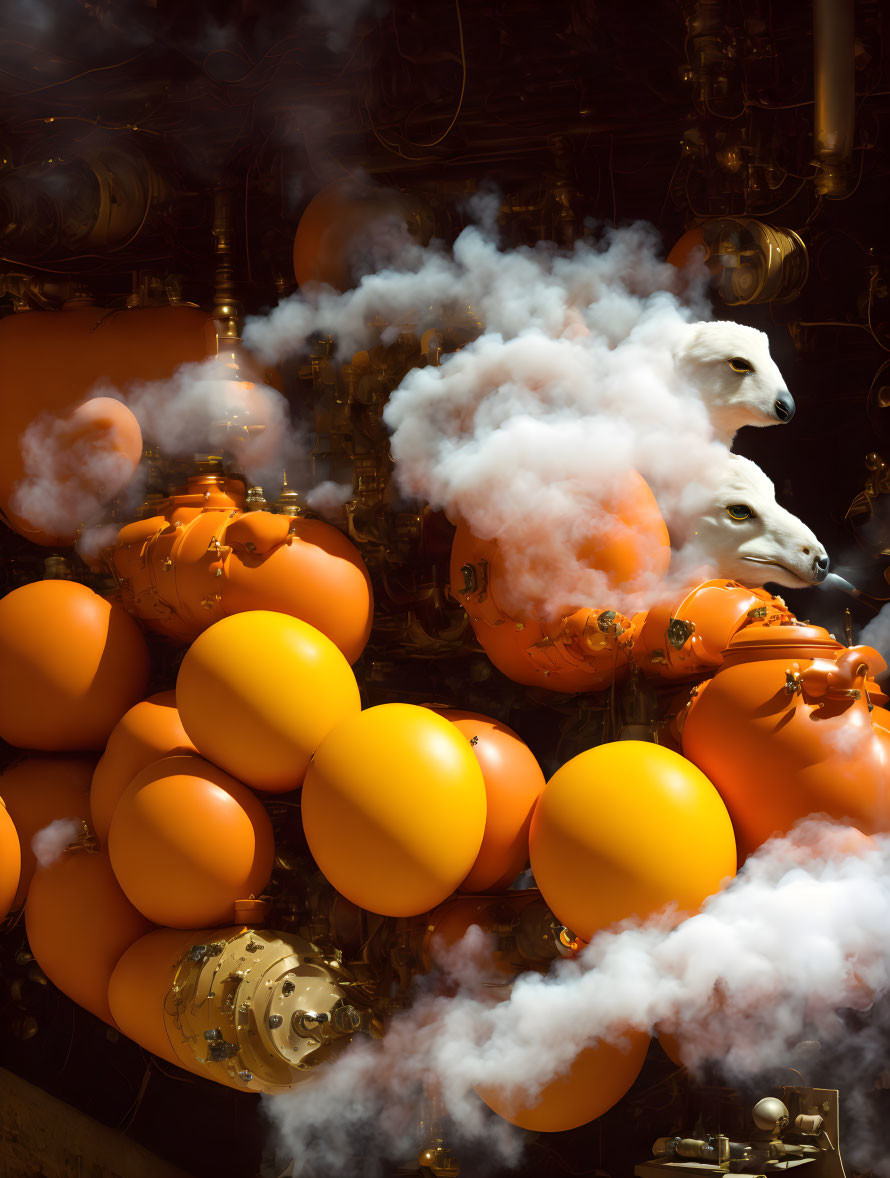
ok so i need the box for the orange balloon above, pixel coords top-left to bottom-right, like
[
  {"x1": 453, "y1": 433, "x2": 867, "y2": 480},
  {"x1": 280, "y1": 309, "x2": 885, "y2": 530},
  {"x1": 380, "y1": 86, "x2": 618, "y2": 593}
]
[
  {"x1": 302, "y1": 704, "x2": 487, "y2": 917},
  {"x1": 478, "y1": 1032, "x2": 650, "y2": 1132},
  {"x1": 107, "y1": 753, "x2": 274, "y2": 928},
  {"x1": 25, "y1": 848, "x2": 153, "y2": 1023},
  {"x1": 666, "y1": 227, "x2": 708, "y2": 270},
  {"x1": 223, "y1": 514, "x2": 373, "y2": 664},
  {"x1": 430, "y1": 708, "x2": 546, "y2": 893},
  {"x1": 529, "y1": 741, "x2": 737, "y2": 943},
  {"x1": 0, "y1": 800, "x2": 21, "y2": 921},
  {"x1": 293, "y1": 181, "x2": 430, "y2": 291},
  {"x1": 90, "y1": 691, "x2": 195, "y2": 843},
  {"x1": 177, "y1": 611, "x2": 361, "y2": 793},
  {"x1": 0, "y1": 581, "x2": 151, "y2": 751},
  {"x1": 0, "y1": 755, "x2": 94, "y2": 907},
  {"x1": 0, "y1": 304, "x2": 217, "y2": 546},
  {"x1": 6, "y1": 396, "x2": 143, "y2": 546}
]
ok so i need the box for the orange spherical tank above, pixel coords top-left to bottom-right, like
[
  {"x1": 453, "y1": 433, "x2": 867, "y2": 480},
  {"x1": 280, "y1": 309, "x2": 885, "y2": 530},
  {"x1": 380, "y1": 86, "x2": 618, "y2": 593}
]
[
  {"x1": 90, "y1": 692, "x2": 195, "y2": 843},
  {"x1": 223, "y1": 513, "x2": 373, "y2": 663},
  {"x1": 429, "y1": 708, "x2": 546, "y2": 892},
  {"x1": 0, "y1": 755, "x2": 94, "y2": 907},
  {"x1": 0, "y1": 800, "x2": 21, "y2": 921},
  {"x1": 0, "y1": 581, "x2": 150, "y2": 751},
  {"x1": 0, "y1": 304, "x2": 217, "y2": 544},
  {"x1": 108, "y1": 926, "x2": 213, "y2": 1076},
  {"x1": 681, "y1": 625, "x2": 890, "y2": 861},
  {"x1": 177, "y1": 611, "x2": 361, "y2": 792},
  {"x1": 108, "y1": 485, "x2": 374, "y2": 662},
  {"x1": 107, "y1": 753, "x2": 275, "y2": 928},
  {"x1": 6, "y1": 397, "x2": 143, "y2": 547},
  {"x1": 449, "y1": 470, "x2": 670, "y2": 692},
  {"x1": 529, "y1": 741, "x2": 737, "y2": 943},
  {"x1": 302, "y1": 704, "x2": 487, "y2": 917},
  {"x1": 477, "y1": 1031, "x2": 650, "y2": 1132},
  {"x1": 25, "y1": 848, "x2": 153, "y2": 1023},
  {"x1": 293, "y1": 181, "x2": 431, "y2": 291}
]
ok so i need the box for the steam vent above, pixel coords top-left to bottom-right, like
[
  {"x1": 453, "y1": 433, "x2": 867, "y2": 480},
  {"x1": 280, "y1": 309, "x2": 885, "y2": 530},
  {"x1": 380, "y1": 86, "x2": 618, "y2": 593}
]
[{"x1": 1, "y1": 2, "x2": 890, "y2": 1176}]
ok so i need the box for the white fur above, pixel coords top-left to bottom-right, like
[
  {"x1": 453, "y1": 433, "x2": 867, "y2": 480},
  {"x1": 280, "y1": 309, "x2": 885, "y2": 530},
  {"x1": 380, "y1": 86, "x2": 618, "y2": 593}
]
[
  {"x1": 675, "y1": 321, "x2": 794, "y2": 445},
  {"x1": 679, "y1": 454, "x2": 828, "y2": 589}
]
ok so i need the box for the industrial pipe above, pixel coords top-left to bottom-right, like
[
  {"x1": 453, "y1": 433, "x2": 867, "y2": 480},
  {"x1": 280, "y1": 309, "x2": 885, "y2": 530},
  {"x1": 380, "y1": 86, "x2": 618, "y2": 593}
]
[{"x1": 813, "y1": 0, "x2": 855, "y2": 197}]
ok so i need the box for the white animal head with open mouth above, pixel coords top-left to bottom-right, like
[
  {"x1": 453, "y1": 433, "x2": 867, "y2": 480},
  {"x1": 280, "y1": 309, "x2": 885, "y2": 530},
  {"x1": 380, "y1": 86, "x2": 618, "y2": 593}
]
[
  {"x1": 674, "y1": 321, "x2": 795, "y2": 445},
  {"x1": 683, "y1": 455, "x2": 829, "y2": 589}
]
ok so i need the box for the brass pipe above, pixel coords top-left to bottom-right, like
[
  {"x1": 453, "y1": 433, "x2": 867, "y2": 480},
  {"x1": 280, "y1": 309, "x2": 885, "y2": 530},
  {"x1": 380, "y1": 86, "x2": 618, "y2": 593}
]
[
  {"x1": 211, "y1": 187, "x2": 242, "y2": 351},
  {"x1": 813, "y1": 0, "x2": 855, "y2": 197}
]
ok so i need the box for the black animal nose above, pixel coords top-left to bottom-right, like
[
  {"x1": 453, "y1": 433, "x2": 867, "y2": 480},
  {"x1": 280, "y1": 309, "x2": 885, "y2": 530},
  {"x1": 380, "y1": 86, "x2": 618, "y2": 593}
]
[
  {"x1": 814, "y1": 553, "x2": 830, "y2": 582},
  {"x1": 774, "y1": 391, "x2": 795, "y2": 422}
]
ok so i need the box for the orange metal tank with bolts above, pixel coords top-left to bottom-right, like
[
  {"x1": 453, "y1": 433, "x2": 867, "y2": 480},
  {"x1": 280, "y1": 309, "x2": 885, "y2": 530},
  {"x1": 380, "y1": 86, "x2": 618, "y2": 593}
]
[
  {"x1": 449, "y1": 470, "x2": 670, "y2": 693},
  {"x1": 0, "y1": 756, "x2": 94, "y2": 908},
  {"x1": 106, "y1": 474, "x2": 373, "y2": 662},
  {"x1": 632, "y1": 579, "x2": 794, "y2": 681},
  {"x1": 680, "y1": 623, "x2": 890, "y2": 861},
  {"x1": 0, "y1": 304, "x2": 218, "y2": 545}
]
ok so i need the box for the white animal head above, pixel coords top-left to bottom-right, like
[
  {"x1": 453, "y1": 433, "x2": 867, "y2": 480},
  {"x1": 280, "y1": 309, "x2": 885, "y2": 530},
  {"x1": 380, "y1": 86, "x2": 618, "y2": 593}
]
[
  {"x1": 685, "y1": 455, "x2": 829, "y2": 589},
  {"x1": 674, "y1": 321, "x2": 795, "y2": 444}
]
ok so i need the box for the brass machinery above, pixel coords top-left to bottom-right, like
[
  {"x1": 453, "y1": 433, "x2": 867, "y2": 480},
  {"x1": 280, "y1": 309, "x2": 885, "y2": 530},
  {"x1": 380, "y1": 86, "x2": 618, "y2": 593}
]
[{"x1": 637, "y1": 1090, "x2": 845, "y2": 1178}]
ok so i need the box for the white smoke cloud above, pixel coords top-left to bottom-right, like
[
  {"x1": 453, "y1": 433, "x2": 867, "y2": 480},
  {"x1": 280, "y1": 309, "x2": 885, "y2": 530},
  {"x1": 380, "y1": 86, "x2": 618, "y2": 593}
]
[
  {"x1": 31, "y1": 818, "x2": 82, "y2": 868},
  {"x1": 305, "y1": 480, "x2": 353, "y2": 516},
  {"x1": 244, "y1": 223, "x2": 739, "y2": 618},
  {"x1": 269, "y1": 820, "x2": 890, "y2": 1175},
  {"x1": 860, "y1": 603, "x2": 890, "y2": 665},
  {"x1": 10, "y1": 399, "x2": 139, "y2": 540},
  {"x1": 118, "y1": 356, "x2": 299, "y2": 485}
]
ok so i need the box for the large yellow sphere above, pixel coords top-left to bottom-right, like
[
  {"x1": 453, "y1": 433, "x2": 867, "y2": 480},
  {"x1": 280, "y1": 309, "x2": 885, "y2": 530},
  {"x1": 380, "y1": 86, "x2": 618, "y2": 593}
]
[
  {"x1": 176, "y1": 611, "x2": 361, "y2": 793},
  {"x1": 302, "y1": 704, "x2": 487, "y2": 916},
  {"x1": 0, "y1": 800, "x2": 21, "y2": 921},
  {"x1": 108, "y1": 753, "x2": 275, "y2": 928},
  {"x1": 0, "y1": 581, "x2": 150, "y2": 750},
  {"x1": 529, "y1": 741, "x2": 736, "y2": 943},
  {"x1": 478, "y1": 1032, "x2": 650, "y2": 1132}
]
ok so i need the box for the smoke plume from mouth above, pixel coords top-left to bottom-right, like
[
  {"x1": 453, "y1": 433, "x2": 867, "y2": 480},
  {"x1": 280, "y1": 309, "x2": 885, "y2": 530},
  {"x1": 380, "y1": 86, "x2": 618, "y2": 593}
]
[{"x1": 268, "y1": 820, "x2": 890, "y2": 1176}]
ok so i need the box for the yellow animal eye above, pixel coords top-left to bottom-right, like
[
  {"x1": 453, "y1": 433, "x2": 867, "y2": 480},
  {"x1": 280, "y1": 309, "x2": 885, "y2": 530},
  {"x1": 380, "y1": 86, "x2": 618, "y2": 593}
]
[
  {"x1": 728, "y1": 357, "x2": 753, "y2": 374},
  {"x1": 726, "y1": 504, "x2": 754, "y2": 521}
]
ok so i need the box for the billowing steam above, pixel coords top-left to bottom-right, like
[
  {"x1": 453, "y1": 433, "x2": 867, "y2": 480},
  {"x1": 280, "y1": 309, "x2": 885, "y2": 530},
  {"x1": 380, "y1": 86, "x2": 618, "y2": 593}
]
[
  {"x1": 860, "y1": 603, "x2": 890, "y2": 665},
  {"x1": 269, "y1": 820, "x2": 890, "y2": 1175},
  {"x1": 246, "y1": 221, "x2": 811, "y2": 617},
  {"x1": 31, "y1": 818, "x2": 82, "y2": 869},
  {"x1": 118, "y1": 356, "x2": 297, "y2": 482}
]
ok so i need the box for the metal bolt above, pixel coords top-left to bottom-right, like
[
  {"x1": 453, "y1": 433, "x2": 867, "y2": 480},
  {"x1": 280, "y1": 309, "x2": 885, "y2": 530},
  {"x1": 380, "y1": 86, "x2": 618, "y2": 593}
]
[
  {"x1": 282, "y1": 981, "x2": 295, "y2": 996},
  {"x1": 268, "y1": 1014, "x2": 283, "y2": 1029}
]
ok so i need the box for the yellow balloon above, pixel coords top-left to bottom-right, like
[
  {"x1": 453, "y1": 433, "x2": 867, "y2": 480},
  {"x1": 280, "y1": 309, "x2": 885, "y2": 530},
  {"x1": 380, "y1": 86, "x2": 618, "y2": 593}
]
[
  {"x1": 529, "y1": 741, "x2": 736, "y2": 943},
  {"x1": 177, "y1": 611, "x2": 361, "y2": 793},
  {"x1": 302, "y1": 704, "x2": 487, "y2": 916},
  {"x1": 478, "y1": 1032, "x2": 650, "y2": 1132}
]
